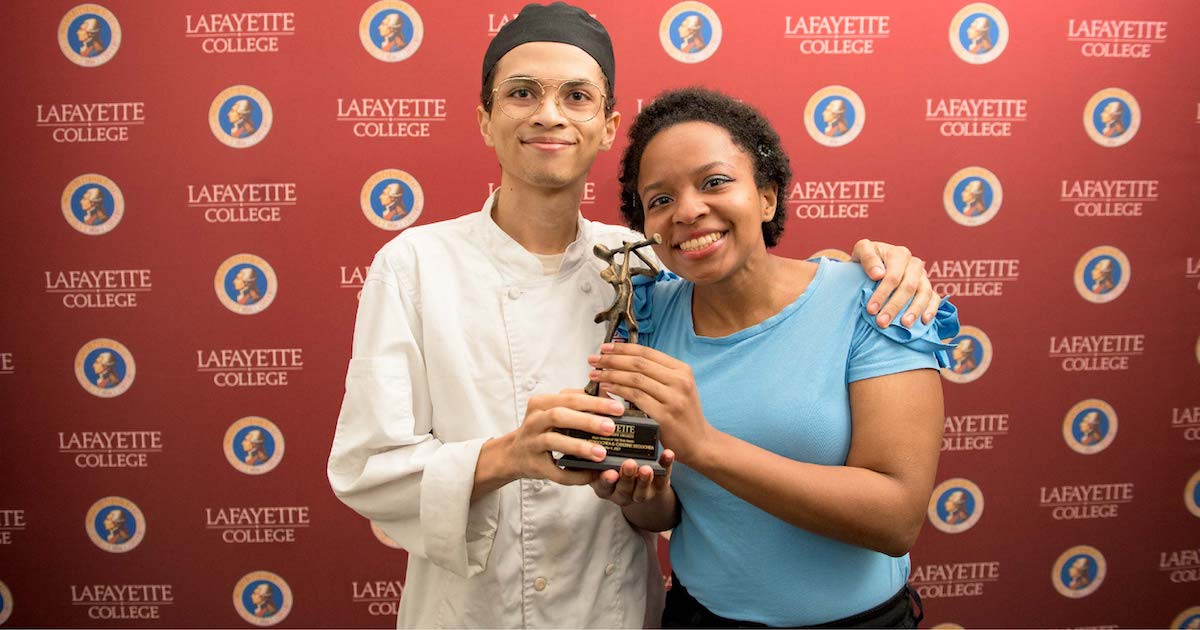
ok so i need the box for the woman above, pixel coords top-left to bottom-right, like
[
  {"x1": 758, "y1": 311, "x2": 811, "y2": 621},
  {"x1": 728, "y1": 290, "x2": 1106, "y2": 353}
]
[{"x1": 587, "y1": 88, "x2": 957, "y2": 628}]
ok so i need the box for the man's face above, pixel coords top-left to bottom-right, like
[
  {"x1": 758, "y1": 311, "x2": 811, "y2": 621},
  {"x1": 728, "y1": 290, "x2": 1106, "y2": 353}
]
[
  {"x1": 93, "y1": 358, "x2": 104, "y2": 375},
  {"x1": 77, "y1": 26, "x2": 89, "y2": 42},
  {"x1": 954, "y1": 344, "x2": 969, "y2": 362},
  {"x1": 242, "y1": 436, "x2": 254, "y2": 453},
  {"x1": 251, "y1": 590, "x2": 267, "y2": 605},
  {"x1": 477, "y1": 42, "x2": 619, "y2": 192},
  {"x1": 227, "y1": 107, "x2": 239, "y2": 124},
  {"x1": 234, "y1": 275, "x2": 246, "y2": 291}
]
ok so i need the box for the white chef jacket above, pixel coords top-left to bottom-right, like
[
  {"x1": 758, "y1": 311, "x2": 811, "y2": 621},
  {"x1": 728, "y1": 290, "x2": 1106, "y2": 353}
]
[{"x1": 328, "y1": 195, "x2": 665, "y2": 629}]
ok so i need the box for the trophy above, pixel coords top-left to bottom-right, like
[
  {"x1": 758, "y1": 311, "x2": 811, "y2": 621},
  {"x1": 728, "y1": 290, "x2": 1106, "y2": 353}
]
[{"x1": 558, "y1": 234, "x2": 666, "y2": 476}]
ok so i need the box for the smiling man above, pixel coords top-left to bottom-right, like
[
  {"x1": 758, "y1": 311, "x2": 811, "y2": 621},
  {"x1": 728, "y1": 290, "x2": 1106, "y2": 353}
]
[{"x1": 327, "y1": 3, "x2": 938, "y2": 628}]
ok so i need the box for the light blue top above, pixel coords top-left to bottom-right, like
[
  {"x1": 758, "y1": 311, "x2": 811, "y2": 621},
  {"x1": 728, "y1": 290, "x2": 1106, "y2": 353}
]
[{"x1": 633, "y1": 259, "x2": 958, "y2": 626}]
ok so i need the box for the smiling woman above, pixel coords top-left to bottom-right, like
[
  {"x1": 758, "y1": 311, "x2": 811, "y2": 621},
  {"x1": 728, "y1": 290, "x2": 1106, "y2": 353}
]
[{"x1": 587, "y1": 87, "x2": 961, "y2": 628}]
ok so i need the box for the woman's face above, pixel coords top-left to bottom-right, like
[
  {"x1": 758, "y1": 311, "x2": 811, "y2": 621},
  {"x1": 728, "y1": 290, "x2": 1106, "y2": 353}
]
[{"x1": 638, "y1": 121, "x2": 775, "y2": 287}]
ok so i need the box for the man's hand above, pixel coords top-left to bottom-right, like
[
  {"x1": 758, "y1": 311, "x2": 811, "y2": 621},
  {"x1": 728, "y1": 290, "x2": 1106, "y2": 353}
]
[
  {"x1": 473, "y1": 391, "x2": 623, "y2": 500},
  {"x1": 851, "y1": 238, "x2": 940, "y2": 328}
]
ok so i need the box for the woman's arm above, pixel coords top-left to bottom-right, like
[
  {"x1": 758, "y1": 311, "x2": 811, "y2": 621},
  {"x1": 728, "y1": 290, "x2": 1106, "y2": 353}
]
[{"x1": 589, "y1": 344, "x2": 943, "y2": 557}]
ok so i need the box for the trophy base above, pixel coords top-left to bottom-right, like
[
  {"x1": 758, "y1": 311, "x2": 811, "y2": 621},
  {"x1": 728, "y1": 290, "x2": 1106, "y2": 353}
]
[
  {"x1": 558, "y1": 409, "x2": 666, "y2": 477},
  {"x1": 557, "y1": 453, "x2": 666, "y2": 476}
]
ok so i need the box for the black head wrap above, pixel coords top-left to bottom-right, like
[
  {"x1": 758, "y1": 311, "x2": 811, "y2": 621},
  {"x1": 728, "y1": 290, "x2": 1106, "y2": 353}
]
[{"x1": 482, "y1": 2, "x2": 615, "y2": 96}]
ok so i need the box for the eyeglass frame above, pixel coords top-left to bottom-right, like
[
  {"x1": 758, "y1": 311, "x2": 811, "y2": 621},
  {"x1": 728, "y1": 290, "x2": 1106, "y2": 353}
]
[{"x1": 487, "y1": 76, "x2": 610, "y2": 123}]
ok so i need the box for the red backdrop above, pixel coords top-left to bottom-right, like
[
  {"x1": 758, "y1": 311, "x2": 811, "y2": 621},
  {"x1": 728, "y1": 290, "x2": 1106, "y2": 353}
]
[{"x1": 1, "y1": 0, "x2": 1198, "y2": 627}]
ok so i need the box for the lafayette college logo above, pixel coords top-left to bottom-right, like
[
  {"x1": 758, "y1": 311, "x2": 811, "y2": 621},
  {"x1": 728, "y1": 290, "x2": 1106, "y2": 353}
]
[
  {"x1": 1074, "y1": 246, "x2": 1130, "y2": 303},
  {"x1": 360, "y1": 1, "x2": 424, "y2": 62},
  {"x1": 928, "y1": 478, "x2": 984, "y2": 534},
  {"x1": 660, "y1": 2, "x2": 722, "y2": 64},
  {"x1": 941, "y1": 325, "x2": 992, "y2": 384},
  {"x1": 233, "y1": 571, "x2": 292, "y2": 626},
  {"x1": 59, "y1": 4, "x2": 121, "y2": 67},
  {"x1": 210, "y1": 86, "x2": 273, "y2": 149},
  {"x1": 361, "y1": 169, "x2": 424, "y2": 231},
  {"x1": 224, "y1": 417, "x2": 285, "y2": 475},
  {"x1": 1052, "y1": 545, "x2": 1106, "y2": 598},
  {"x1": 943, "y1": 167, "x2": 1002, "y2": 227},
  {"x1": 214, "y1": 254, "x2": 278, "y2": 315},
  {"x1": 1084, "y1": 88, "x2": 1140, "y2": 148},
  {"x1": 949, "y1": 3, "x2": 1008, "y2": 64},
  {"x1": 75, "y1": 338, "x2": 135, "y2": 398},
  {"x1": 85, "y1": 496, "x2": 145, "y2": 553},
  {"x1": 62, "y1": 174, "x2": 124, "y2": 236},
  {"x1": 804, "y1": 86, "x2": 865, "y2": 147},
  {"x1": 1062, "y1": 399, "x2": 1118, "y2": 455},
  {"x1": 0, "y1": 580, "x2": 10, "y2": 626}
]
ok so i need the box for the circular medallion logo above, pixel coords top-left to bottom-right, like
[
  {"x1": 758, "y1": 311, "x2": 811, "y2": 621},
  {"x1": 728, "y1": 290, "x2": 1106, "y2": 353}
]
[
  {"x1": 59, "y1": 4, "x2": 121, "y2": 67},
  {"x1": 62, "y1": 174, "x2": 124, "y2": 236},
  {"x1": 371, "y1": 521, "x2": 404, "y2": 549},
  {"x1": 1052, "y1": 545, "x2": 1106, "y2": 598},
  {"x1": 1186, "y1": 470, "x2": 1200, "y2": 518},
  {"x1": 215, "y1": 254, "x2": 277, "y2": 315},
  {"x1": 941, "y1": 325, "x2": 991, "y2": 384},
  {"x1": 943, "y1": 167, "x2": 1002, "y2": 227},
  {"x1": 660, "y1": 2, "x2": 722, "y2": 64},
  {"x1": 233, "y1": 571, "x2": 292, "y2": 626},
  {"x1": 1173, "y1": 606, "x2": 1200, "y2": 629},
  {"x1": 0, "y1": 580, "x2": 11, "y2": 626},
  {"x1": 928, "y1": 478, "x2": 984, "y2": 533},
  {"x1": 210, "y1": 86, "x2": 273, "y2": 149},
  {"x1": 361, "y1": 169, "x2": 425, "y2": 231},
  {"x1": 1063, "y1": 399, "x2": 1117, "y2": 455},
  {"x1": 1084, "y1": 88, "x2": 1140, "y2": 148},
  {"x1": 1074, "y1": 246, "x2": 1130, "y2": 303},
  {"x1": 85, "y1": 496, "x2": 145, "y2": 553},
  {"x1": 224, "y1": 416, "x2": 285, "y2": 475},
  {"x1": 949, "y1": 3, "x2": 1008, "y2": 64},
  {"x1": 75, "y1": 338, "x2": 134, "y2": 398},
  {"x1": 360, "y1": 1, "x2": 424, "y2": 62},
  {"x1": 809, "y1": 248, "x2": 851, "y2": 262},
  {"x1": 804, "y1": 86, "x2": 865, "y2": 147}
]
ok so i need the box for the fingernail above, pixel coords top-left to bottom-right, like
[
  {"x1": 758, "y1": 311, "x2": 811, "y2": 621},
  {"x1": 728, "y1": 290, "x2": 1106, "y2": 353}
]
[
  {"x1": 600, "y1": 343, "x2": 614, "y2": 351},
  {"x1": 902, "y1": 314, "x2": 915, "y2": 326},
  {"x1": 592, "y1": 446, "x2": 607, "y2": 459},
  {"x1": 600, "y1": 419, "x2": 615, "y2": 433},
  {"x1": 878, "y1": 313, "x2": 891, "y2": 326},
  {"x1": 587, "y1": 356, "x2": 599, "y2": 365},
  {"x1": 608, "y1": 402, "x2": 624, "y2": 414},
  {"x1": 868, "y1": 301, "x2": 880, "y2": 314},
  {"x1": 870, "y1": 266, "x2": 884, "y2": 277},
  {"x1": 589, "y1": 370, "x2": 601, "y2": 379}
]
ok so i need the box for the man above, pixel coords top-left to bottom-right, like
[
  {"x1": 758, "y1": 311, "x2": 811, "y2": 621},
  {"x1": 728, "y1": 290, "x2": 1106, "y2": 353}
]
[
  {"x1": 103, "y1": 508, "x2": 130, "y2": 544},
  {"x1": 378, "y1": 182, "x2": 409, "y2": 221},
  {"x1": 227, "y1": 100, "x2": 256, "y2": 138},
  {"x1": 233, "y1": 267, "x2": 262, "y2": 305},
  {"x1": 76, "y1": 18, "x2": 105, "y2": 57},
  {"x1": 378, "y1": 13, "x2": 407, "y2": 52},
  {"x1": 250, "y1": 583, "x2": 278, "y2": 618},
  {"x1": 1089, "y1": 258, "x2": 1115, "y2": 294},
  {"x1": 328, "y1": 3, "x2": 938, "y2": 627},
  {"x1": 80, "y1": 187, "x2": 109, "y2": 226},
  {"x1": 92, "y1": 351, "x2": 121, "y2": 388},
  {"x1": 242, "y1": 429, "x2": 270, "y2": 466}
]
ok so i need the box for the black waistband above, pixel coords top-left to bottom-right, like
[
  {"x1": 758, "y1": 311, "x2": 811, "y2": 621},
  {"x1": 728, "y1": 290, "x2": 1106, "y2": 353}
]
[{"x1": 663, "y1": 573, "x2": 923, "y2": 629}]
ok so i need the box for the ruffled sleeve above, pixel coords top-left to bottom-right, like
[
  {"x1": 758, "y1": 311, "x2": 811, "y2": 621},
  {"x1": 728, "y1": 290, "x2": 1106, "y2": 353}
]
[
  {"x1": 857, "y1": 288, "x2": 961, "y2": 368},
  {"x1": 617, "y1": 270, "x2": 677, "y2": 340}
]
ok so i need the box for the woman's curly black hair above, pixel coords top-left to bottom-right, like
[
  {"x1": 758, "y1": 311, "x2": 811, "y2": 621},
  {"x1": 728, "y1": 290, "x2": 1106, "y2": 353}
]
[{"x1": 618, "y1": 87, "x2": 792, "y2": 247}]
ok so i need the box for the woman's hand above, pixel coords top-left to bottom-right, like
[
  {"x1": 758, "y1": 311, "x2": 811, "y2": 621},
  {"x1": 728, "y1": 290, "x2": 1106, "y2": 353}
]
[
  {"x1": 587, "y1": 343, "x2": 716, "y2": 465},
  {"x1": 589, "y1": 449, "x2": 675, "y2": 507}
]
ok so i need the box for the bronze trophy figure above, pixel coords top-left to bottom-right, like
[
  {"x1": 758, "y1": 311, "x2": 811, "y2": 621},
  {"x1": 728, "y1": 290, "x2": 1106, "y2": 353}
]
[{"x1": 559, "y1": 234, "x2": 667, "y2": 476}]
